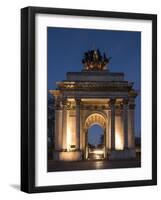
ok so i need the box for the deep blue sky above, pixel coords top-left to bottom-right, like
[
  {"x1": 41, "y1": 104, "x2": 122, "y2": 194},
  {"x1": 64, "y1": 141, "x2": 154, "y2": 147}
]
[
  {"x1": 88, "y1": 125, "x2": 103, "y2": 146},
  {"x1": 48, "y1": 27, "x2": 141, "y2": 139}
]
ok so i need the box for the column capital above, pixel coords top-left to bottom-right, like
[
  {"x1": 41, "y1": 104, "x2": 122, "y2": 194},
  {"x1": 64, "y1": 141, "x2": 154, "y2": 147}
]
[
  {"x1": 55, "y1": 97, "x2": 62, "y2": 110},
  {"x1": 123, "y1": 98, "x2": 129, "y2": 105},
  {"x1": 129, "y1": 104, "x2": 135, "y2": 110},
  {"x1": 109, "y1": 98, "x2": 116, "y2": 106},
  {"x1": 62, "y1": 97, "x2": 67, "y2": 106},
  {"x1": 75, "y1": 98, "x2": 81, "y2": 106}
]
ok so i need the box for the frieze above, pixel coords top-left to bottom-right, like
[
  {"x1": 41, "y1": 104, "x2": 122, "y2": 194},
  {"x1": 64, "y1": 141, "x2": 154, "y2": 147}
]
[
  {"x1": 70, "y1": 105, "x2": 110, "y2": 110},
  {"x1": 57, "y1": 81, "x2": 133, "y2": 92}
]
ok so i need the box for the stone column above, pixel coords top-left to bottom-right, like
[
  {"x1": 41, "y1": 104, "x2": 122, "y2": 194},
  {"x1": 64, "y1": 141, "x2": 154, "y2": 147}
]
[
  {"x1": 104, "y1": 128, "x2": 106, "y2": 158},
  {"x1": 110, "y1": 99, "x2": 116, "y2": 150},
  {"x1": 128, "y1": 103, "x2": 135, "y2": 148},
  {"x1": 75, "y1": 98, "x2": 81, "y2": 150},
  {"x1": 54, "y1": 97, "x2": 63, "y2": 151},
  {"x1": 123, "y1": 99, "x2": 129, "y2": 149},
  {"x1": 85, "y1": 130, "x2": 88, "y2": 159},
  {"x1": 62, "y1": 98, "x2": 67, "y2": 150}
]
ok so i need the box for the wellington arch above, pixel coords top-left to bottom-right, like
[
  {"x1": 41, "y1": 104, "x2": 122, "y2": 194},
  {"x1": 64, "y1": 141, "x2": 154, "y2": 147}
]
[{"x1": 49, "y1": 49, "x2": 138, "y2": 161}]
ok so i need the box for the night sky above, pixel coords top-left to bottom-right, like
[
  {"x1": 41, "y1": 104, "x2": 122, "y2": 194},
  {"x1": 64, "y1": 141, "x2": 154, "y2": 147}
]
[{"x1": 47, "y1": 27, "x2": 141, "y2": 143}]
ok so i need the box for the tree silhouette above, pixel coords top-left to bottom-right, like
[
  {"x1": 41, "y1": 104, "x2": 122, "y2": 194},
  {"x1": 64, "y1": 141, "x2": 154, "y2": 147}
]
[{"x1": 47, "y1": 92, "x2": 55, "y2": 160}]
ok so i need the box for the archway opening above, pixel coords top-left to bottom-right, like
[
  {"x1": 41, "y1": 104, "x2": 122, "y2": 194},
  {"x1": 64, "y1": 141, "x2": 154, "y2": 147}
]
[{"x1": 87, "y1": 124, "x2": 105, "y2": 160}]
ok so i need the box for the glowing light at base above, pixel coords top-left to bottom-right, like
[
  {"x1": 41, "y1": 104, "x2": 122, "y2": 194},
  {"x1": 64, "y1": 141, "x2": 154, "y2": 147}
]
[
  {"x1": 66, "y1": 123, "x2": 72, "y2": 152},
  {"x1": 66, "y1": 115, "x2": 76, "y2": 152},
  {"x1": 115, "y1": 132, "x2": 124, "y2": 150},
  {"x1": 115, "y1": 116, "x2": 124, "y2": 150},
  {"x1": 88, "y1": 148, "x2": 104, "y2": 160},
  {"x1": 91, "y1": 149, "x2": 104, "y2": 154}
]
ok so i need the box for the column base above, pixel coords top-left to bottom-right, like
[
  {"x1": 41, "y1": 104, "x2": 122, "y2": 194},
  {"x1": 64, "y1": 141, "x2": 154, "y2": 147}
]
[
  {"x1": 53, "y1": 150, "x2": 82, "y2": 161},
  {"x1": 108, "y1": 148, "x2": 136, "y2": 160}
]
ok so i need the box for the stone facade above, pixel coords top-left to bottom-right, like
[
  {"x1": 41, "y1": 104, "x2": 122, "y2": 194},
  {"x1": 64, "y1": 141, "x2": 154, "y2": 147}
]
[{"x1": 49, "y1": 50, "x2": 138, "y2": 161}]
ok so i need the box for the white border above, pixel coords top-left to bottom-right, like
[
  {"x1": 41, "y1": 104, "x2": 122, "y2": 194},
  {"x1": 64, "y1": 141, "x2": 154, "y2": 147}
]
[{"x1": 35, "y1": 14, "x2": 152, "y2": 186}]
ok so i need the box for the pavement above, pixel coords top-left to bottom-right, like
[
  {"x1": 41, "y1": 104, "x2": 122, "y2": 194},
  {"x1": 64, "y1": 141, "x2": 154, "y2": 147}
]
[{"x1": 48, "y1": 157, "x2": 141, "y2": 172}]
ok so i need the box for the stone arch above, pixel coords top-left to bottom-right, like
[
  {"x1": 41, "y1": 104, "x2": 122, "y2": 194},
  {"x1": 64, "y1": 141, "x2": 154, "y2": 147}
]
[
  {"x1": 85, "y1": 113, "x2": 106, "y2": 129},
  {"x1": 83, "y1": 112, "x2": 107, "y2": 160}
]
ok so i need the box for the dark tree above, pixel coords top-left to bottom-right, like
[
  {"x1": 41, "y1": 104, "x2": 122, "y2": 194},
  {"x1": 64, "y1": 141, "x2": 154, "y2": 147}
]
[{"x1": 47, "y1": 92, "x2": 55, "y2": 160}]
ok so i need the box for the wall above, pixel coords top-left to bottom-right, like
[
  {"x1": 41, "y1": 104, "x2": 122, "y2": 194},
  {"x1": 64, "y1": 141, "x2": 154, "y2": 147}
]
[{"x1": 0, "y1": 0, "x2": 160, "y2": 199}]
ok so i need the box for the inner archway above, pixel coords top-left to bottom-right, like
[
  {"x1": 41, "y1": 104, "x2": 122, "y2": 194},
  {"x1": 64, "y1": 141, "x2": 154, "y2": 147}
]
[
  {"x1": 84, "y1": 113, "x2": 106, "y2": 160},
  {"x1": 88, "y1": 124, "x2": 104, "y2": 160}
]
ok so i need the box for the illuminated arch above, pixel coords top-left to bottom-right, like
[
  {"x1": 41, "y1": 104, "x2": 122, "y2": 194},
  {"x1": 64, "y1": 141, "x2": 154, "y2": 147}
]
[{"x1": 85, "y1": 113, "x2": 106, "y2": 129}]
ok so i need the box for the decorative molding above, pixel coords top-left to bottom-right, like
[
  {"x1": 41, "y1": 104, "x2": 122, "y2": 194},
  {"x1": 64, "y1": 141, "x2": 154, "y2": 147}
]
[
  {"x1": 57, "y1": 81, "x2": 134, "y2": 92},
  {"x1": 75, "y1": 98, "x2": 81, "y2": 106},
  {"x1": 109, "y1": 98, "x2": 116, "y2": 106},
  {"x1": 54, "y1": 97, "x2": 62, "y2": 110},
  {"x1": 62, "y1": 97, "x2": 67, "y2": 106}
]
